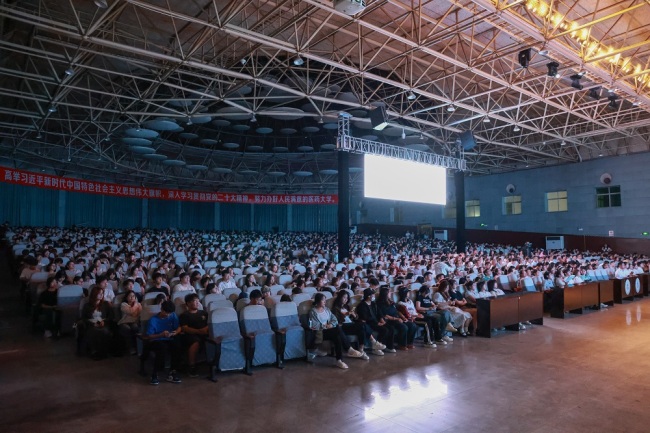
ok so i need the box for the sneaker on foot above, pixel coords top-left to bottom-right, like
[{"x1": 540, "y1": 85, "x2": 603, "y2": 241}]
[
  {"x1": 150, "y1": 375, "x2": 159, "y2": 386},
  {"x1": 372, "y1": 340, "x2": 386, "y2": 351},
  {"x1": 335, "y1": 359, "x2": 349, "y2": 369},
  {"x1": 445, "y1": 323, "x2": 458, "y2": 333},
  {"x1": 347, "y1": 347, "x2": 363, "y2": 358},
  {"x1": 166, "y1": 370, "x2": 182, "y2": 384},
  {"x1": 424, "y1": 341, "x2": 437, "y2": 348},
  {"x1": 523, "y1": 321, "x2": 532, "y2": 325},
  {"x1": 384, "y1": 348, "x2": 397, "y2": 353},
  {"x1": 435, "y1": 339, "x2": 447, "y2": 345},
  {"x1": 188, "y1": 367, "x2": 199, "y2": 378},
  {"x1": 307, "y1": 351, "x2": 317, "y2": 362},
  {"x1": 360, "y1": 352, "x2": 370, "y2": 360},
  {"x1": 442, "y1": 336, "x2": 453, "y2": 343},
  {"x1": 316, "y1": 349, "x2": 329, "y2": 357},
  {"x1": 600, "y1": 303, "x2": 608, "y2": 308},
  {"x1": 44, "y1": 330, "x2": 52, "y2": 339},
  {"x1": 372, "y1": 349, "x2": 385, "y2": 356},
  {"x1": 518, "y1": 323, "x2": 527, "y2": 330}
]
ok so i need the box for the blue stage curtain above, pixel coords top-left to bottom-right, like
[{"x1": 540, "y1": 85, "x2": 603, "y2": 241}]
[
  {"x1": 220, "y1": 203, "x2": 251, "y2": 231},
  {"x1": 254, "y1": 205, "x2": 287, "y2": 232},
  {"x1": 0, "y1": 183, "x2": 58, "y2": 226},
  {"x1": 180, "y1": 201, "x2": 215, "y2": 230},
  {"x1": 291, "y1": 205, "x2": 337, "y2": 232},
  {"x1": 148, "y1": 199, "x2": 179, "y2": 229}
]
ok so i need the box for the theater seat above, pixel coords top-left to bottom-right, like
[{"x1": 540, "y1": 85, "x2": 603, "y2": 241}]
[
  {"x1": 239, "y1": 305, "x2": 281, "y2": 370},
  {"x1": 206, "y1": 308, "x2": 247, "y2": 380},
  {"x1": 269, "y1": 302, "x2": 306, "y2": 363},
  {"x1": 57, "y1": 285, "x2": 84, "y2": 334}
]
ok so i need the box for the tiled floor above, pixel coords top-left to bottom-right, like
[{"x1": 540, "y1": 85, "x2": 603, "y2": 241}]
[{"x1": 2, "y1": 278, "x2": 650, "y2": 432}]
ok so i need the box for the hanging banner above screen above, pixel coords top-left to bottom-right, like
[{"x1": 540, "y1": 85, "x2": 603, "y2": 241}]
[{"x1": 0, "y1": 167, "x2": 338, "y2": 205}]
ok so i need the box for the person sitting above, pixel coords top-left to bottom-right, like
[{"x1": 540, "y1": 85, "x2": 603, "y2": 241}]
[
  {"x1": 179, "y1": 293, "x2": 208, "y2": 377},
  {"x1": 216, "y1": 269, "x2": 237, "y2": 293},
  {"x1": 433, "y1": 280, "x2": 472, "y2": 337},
  {"x1": 331, "y1": 290, "x2": 381, "y2": 356},
  {"x1": 376, "y1": 286, "x2": 416, "y2": 350},
  {"x1": 36, "y1": 276, "x2": 61, "y2": 339},
  {"x1": 307, "y1": 293, "x2": 365, "y2": 369},
  {"x1": 95, "y1": 274, "x2": 115, "y2": 304},
  {"x1": 415, "y1": 285, "x2": 453, "y2": 344},
  {"x1": 147, "y1": 272, "x2": 170, "y2": 299},
  {"x1": 397, "y1": 286, "x2": 436, "y2": 348},
  {"x1": 172, "y1": 272, "x2": 196, "y2": 295},
  {"x1": 241, "y1": 273, "x2": 258, "y2": 290},
  {"x1": 261, "y1": 286, "x2": 276, "y2": 310},
  {"x1": 118, "y1": 289, "x2": 142, "y2": 355},
  {"x1": 81, "y1": 285, "x2": 115, "y2": 359},
  {"x1": 145, "y1": 300, "x2": 182, "y2": 385},
  {"x1": 356, "y1": 288, "x2": 396, "y2": 353}
]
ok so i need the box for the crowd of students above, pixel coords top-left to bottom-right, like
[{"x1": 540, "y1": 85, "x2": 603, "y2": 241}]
[{"x1": 9, "y1": 225, "x2": 649, "y2": 384}]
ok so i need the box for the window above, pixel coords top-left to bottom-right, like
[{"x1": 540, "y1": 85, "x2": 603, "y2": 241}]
[
  {"x1": 546, "y1": 190, "x2": 568, "y2": 212},
  {"x1": 444, "y1": 200, "x2": 480, "y2": 218},
  {"x1": 444, "y1": 201, "x2": 456, "y2": 219},
  {"x1": 466, "y1": 200, "x2": 480, "y2": 218},
  {"x1": 503, "y1": 195, "x2": 522, "y2": 215},
  {"x1": 596, "y1": 186, "x2": 621, "y2": 208}
]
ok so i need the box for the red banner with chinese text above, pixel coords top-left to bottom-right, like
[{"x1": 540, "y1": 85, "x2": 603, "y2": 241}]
[{"x1": 0, "y1": 167, "x2": 338, "y2": 205}]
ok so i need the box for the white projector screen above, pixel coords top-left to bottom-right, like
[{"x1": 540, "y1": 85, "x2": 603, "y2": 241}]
[{"x1": 363, "y1": 154, "x2": 447, "y2": 205}]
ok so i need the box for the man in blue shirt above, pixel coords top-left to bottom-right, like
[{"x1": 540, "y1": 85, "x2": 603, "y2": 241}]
[{"x1": 146, "y1": 300, "x2": 182, "y2": 385}]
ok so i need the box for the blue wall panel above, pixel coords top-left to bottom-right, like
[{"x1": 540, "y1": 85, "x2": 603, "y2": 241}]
[{"x1": 358, "y1": 152, "x2": 650, "y2": 239}]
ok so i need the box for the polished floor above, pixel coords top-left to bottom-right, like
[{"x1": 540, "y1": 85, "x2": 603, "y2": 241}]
[{"x1": 3, "y1": 277, "x2": 650, "y2": 432}]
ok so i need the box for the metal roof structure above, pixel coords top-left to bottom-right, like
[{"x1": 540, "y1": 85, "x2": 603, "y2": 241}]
[{"x1": 1, "y1": 0, "x2": 649, "y2": 194}]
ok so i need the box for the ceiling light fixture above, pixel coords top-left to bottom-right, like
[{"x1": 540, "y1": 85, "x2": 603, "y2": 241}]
[
  {"x1": 588, "y1": 87, "x2": 601, "y2": 99},
  {"x1": 560, "y1": 140, "x2": 566, "y2": 146},
  {"x1": 570, "y1": 74, "x2": 583, "y2": 90},
  {"x1": 513, "y1": 125, "x2": 521, "y2": 132},
  {"x1": 447, "y1": 105, "x2": 456, "y2": 112},
  {"x1": 608, "y1": 94, "x2": 619, "y2": 110},
  {"x1": 36, "y1": 132, "x2": 43, "y2": 138},
  {"x1": 407, "y1": 91, "x2": 416, "y2": 100},
  {"x1": 240, "y1": 58, "x2": 247, "y2": 65},
  {"x1": 546, "y1": 62, "x2": 560, "y2": 78},
  {"x1": 250, "y1": 113, "x2": 257, "y2": 123},
  {"x1": 48, "y1": 105, "x2": 57, "y2": 113},
  {"x1": 94, "y1": 0, "x2": 108, "y2": 8},
  {"x1": 401, "y1": 129, "x2": 406, "y2": 139},
  {"x1": 292, "y1": 56, "x2": 304, "y2": 66},
  {"x1": 483, "y1": 116, "x2": 491, "y2": 123},
  {"x1": 64, "y1": 68, "x2": 74, "y2": 76},
  {"x1": 518, "y1": 48, "x2": 531, "y2": 68}
]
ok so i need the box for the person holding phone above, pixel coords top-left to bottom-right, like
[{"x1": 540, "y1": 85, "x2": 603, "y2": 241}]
[{"x1": 145, "y1": 300, "x2": 182, "y2": 385}]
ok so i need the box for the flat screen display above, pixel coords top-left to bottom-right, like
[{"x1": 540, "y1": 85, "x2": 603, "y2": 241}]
[{"x1": 363, "y1": 154, "x2": 447, "y2": 205}]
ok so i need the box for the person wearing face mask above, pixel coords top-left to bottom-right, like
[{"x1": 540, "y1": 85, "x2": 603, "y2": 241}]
[{"x1": 355, "y1": 288, "x2": 396, "y2": 353}]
